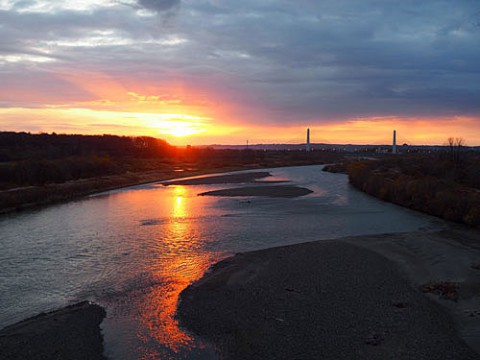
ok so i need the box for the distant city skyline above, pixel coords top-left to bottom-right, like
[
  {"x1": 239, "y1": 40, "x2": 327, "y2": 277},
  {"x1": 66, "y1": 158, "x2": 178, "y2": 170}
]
[{"x1": 1, "y1": 1, "x2": 479, "y2": 145}]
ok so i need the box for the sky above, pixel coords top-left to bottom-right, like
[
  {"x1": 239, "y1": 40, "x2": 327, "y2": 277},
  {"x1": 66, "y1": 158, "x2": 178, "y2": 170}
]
[{"x1": 1, "y1": 0, "x2": 480, "y2": 145}]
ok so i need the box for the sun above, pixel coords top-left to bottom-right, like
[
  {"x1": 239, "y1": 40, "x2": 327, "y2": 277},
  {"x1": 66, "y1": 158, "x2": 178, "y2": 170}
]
[
  {"x1": 130, "y1": 112, "x2": 209, "y2": 138},
  {"x1": 167, "y1": 123, "x2": 202, "y2": 137},
  {"x1": 158, "y1": 115, "x2": 209, "y2": 138}
]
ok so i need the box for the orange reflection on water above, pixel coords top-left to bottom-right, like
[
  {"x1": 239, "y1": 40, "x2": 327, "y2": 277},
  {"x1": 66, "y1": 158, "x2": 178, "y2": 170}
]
[
  {"x1": 138, "y1": 185, "x2": 216, "y2": 358},
  {"x1": 173, "y1": 186, "x2": 187, "y2": 218}
]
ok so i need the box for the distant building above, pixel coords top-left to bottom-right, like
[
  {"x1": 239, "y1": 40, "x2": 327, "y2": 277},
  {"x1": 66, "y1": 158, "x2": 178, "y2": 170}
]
[{"x1": 306, "y1": 128, "x2": 311, "y2": 152}]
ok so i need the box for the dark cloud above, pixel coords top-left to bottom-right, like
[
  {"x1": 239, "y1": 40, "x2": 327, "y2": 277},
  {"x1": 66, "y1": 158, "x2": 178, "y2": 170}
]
[{"x1": 137, "y1": 0, "x2": 180, "y2": 12}]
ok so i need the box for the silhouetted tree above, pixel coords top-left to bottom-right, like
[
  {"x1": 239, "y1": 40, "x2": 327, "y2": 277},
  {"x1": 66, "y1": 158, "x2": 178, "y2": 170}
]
[{"x1": 447, "y1": 137, "x2": 465, "y2": 164}]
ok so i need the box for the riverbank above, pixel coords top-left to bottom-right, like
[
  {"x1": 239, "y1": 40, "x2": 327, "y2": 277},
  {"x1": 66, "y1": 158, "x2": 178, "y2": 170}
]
[
  {"x1": 0, "y1": 165, "x2": 265, "y2": 214},
  {"x1": 346, "y1": 156, "x2": 480, "y2": 228},
  {"x1": 178, "y1": 229, "x2": 480, "y2": 359},
  {"x1": 0, "y1": 160, "x2": 330, "y2": 215},
  {"x1": 0, "y1": 301, "x2": 106, "y2": 360}
]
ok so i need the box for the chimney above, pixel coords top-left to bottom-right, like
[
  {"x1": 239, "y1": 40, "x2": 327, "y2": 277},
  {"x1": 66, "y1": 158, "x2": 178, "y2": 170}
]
[
  {"x1": 306, "y1": 128, "x2": 311, "y2": 152},
  {"x1": 393, "y1": 130, "x2": 397, "y2": 154}
]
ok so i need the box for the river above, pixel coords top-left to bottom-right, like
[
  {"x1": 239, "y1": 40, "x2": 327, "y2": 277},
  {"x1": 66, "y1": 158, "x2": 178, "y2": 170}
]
[{"x1": 0, "y1": 165, "x2": 445, "y2": 358}]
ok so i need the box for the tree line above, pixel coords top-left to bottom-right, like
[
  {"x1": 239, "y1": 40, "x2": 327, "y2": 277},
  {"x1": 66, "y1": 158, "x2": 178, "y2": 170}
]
[
  {"x1": 0, "y1": 132, "x2": 342, "y2": 190},
  {"x1": 0, "y1": 132, "x2": 176, "y2": 188},
  {"x1": 0, "y1": 132, "x2": 174, "y2": 161},
  {"x1": 347, "y1": 152, "x2": 480, "y2": 227}
]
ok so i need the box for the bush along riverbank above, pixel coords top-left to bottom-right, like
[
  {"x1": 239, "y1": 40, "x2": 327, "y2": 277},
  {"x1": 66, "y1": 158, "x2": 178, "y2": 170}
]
[{"x1": 346, "y1": 154, "x2": 480, "y2": 228}]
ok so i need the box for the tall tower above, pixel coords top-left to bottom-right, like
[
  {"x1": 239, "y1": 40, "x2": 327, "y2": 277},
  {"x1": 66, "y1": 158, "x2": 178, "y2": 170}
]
[
  {"x1": 306, "y1": 128, "x2": 311, "y2": 152},
  {"x1": 392, "y1": 130, "x2": 397, "y2": 154}
]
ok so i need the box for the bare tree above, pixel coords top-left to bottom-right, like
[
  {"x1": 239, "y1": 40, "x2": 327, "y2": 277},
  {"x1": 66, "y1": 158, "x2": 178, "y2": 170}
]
[{"x1": 447, "y1": 137, "x2": 465, "y2": 164}]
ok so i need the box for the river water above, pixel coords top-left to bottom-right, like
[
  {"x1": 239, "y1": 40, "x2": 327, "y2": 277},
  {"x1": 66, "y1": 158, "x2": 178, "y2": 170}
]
[{"x1": 0, "y1": 165, "x2": 445, "y2": 358}]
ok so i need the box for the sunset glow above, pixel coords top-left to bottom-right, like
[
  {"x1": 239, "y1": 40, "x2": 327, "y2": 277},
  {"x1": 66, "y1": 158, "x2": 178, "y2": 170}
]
[
  {"x1": 146, "y1": 115, "x2": 209, "y2": 138},
  {"x1": 1, "y1": 1, "x2": 479, "y2": 144}
]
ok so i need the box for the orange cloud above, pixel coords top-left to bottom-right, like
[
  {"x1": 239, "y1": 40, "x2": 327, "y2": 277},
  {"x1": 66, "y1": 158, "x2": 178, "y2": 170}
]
[
  {"x1": 58, "y1": 70, "x2": 130, "y2": 103},
  {"x1": 1, "y1": 101, "x2": 479, "y2": 146}
]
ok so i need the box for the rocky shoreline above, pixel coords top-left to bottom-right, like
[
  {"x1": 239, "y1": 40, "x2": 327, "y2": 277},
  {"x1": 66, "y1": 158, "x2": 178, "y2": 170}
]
[
  {"x1": 178, "y1": 230, "x2": 480, "y2": 359},
  {"x1": 0, "y1": 301, "x2": 106, "y2": 360}
]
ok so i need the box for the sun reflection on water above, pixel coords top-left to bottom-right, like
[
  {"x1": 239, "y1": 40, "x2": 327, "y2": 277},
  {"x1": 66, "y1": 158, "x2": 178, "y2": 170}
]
[
  {"x1": 137, "y1": 185, "x2": 216, "y2": 358},
  {"x1": 173, "y1": 187, "x2": 187, "y2": 219}
]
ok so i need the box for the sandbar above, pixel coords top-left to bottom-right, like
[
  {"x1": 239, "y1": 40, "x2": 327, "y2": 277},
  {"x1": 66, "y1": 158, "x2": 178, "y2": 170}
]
[
  {"x1": 0, "y1": 301, "x2": 106, "y2": 360},
  {"x1": 199, "y1": 185, "x2": 313, "y2": 198},
  {"x1": 163, "y1": 171, "x2": 272, "y2": 186},
  {"x1": 178, "y1": 231, "x2": 480, "y2": 359}
]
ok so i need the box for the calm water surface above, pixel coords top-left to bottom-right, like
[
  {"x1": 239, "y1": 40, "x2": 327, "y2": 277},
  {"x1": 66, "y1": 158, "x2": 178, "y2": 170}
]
[{"x1": 0, "y1": 165, "x2": 445, "y2": 358}]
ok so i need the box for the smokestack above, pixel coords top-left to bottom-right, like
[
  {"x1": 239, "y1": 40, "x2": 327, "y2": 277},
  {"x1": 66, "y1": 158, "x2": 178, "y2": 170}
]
[
  {"x1": 393, "y1": 130, "x2": 397, "y2": 154},
  {"x1": 306, "y1": 128, "x2": 311, "y2": 152}
]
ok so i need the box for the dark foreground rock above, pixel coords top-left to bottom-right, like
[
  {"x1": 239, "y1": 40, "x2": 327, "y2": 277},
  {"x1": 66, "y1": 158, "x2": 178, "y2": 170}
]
[
  {"x1": 199, "y1": 185, "x2": 313, "y2": 198},
  {"x1": 0, "y1": 301, "x2": 106, "y2": 360},
  {"x1": 178, "y1": 240, "x2": 480, "y2": 360}
]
